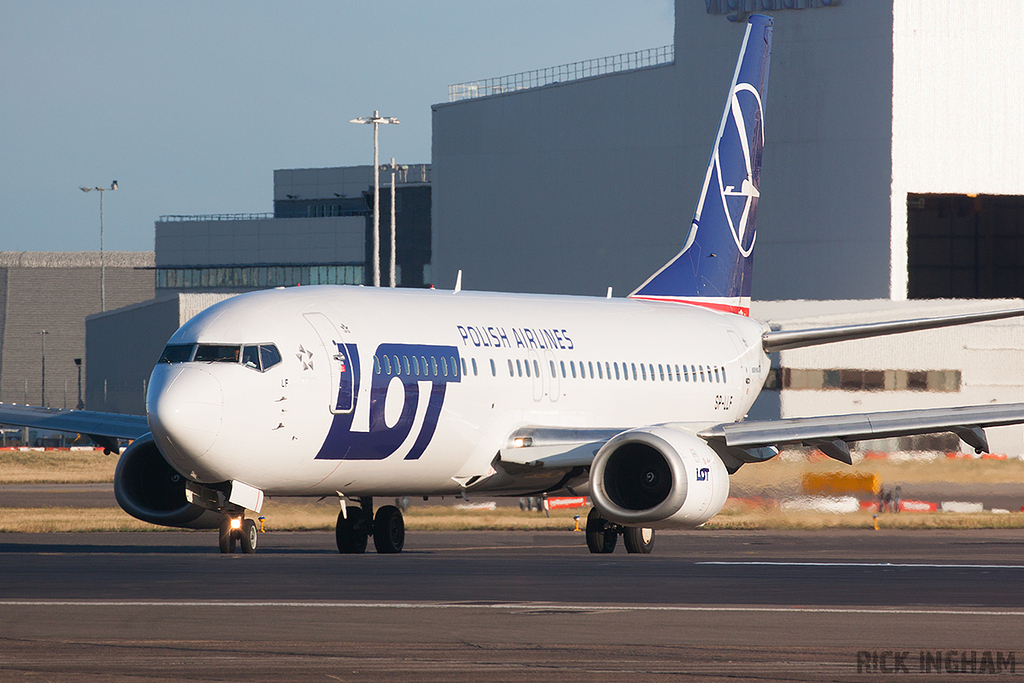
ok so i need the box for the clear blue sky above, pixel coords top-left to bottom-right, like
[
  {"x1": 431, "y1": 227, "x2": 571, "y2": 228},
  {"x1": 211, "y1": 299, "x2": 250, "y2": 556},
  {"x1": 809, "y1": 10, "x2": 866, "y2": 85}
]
[{"x1": 0, "y1": 1, "x2": 673, "y2": 253}]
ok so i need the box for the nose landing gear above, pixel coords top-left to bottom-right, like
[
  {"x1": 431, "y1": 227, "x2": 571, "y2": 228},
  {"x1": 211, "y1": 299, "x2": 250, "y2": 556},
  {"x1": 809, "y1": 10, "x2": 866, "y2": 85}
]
[
  {"x1": 219, "y1": 515, "x2": 258, "y2": 554},
  {"x1": 335, "y1": 497, "x2": 406, "y2": 554}
]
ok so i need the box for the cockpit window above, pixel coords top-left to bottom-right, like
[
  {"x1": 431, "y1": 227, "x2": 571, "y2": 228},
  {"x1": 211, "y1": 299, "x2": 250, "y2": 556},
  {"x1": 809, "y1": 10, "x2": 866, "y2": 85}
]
[
  {"x1": 194, "y1": 345, "x2": 241, "y2": 363},
  {"x1": 158, "y1": 344, "x2": 195, "y2": 363},
  {"x1": 259, "y1": 344, "x2": 282, "y2": 371},
  {"x1": 242, "y1": 345, "x2": 261, "y2": 370}
]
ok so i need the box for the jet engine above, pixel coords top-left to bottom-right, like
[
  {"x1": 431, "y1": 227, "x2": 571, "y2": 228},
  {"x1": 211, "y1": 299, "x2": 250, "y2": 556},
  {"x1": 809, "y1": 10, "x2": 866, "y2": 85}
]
[
  {"x1": 114, "y1": 434, "x2": 225, "y2": 529},
  {"x1": 589, "y1": 427, "x2": 729, "y2": 529}
]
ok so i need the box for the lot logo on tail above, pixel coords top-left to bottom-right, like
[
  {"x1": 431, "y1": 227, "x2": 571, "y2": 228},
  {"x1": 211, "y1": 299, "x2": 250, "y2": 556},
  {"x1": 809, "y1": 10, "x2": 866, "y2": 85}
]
[{"x1": 631, "y1": 15, "x2": 772, "y2": 316}]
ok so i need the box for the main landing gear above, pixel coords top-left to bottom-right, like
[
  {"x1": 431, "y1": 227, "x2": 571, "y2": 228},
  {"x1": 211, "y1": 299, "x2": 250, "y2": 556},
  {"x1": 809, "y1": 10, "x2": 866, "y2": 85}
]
[
  {"x1": 219, "y1": 515, "x2": 258, "y2": 554},
  {"x1": 585, "y1": 508, "x2": 654, "y2": 554},
  {"x1": 336, "y1": 497, "x2": 406, "y2": 554}
]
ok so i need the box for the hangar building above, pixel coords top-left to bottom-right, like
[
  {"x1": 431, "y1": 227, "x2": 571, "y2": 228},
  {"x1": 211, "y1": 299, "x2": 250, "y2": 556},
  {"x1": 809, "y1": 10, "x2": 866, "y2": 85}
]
[{"x1": 432, "y1": 0, "x2": 1024, "y2": 301}]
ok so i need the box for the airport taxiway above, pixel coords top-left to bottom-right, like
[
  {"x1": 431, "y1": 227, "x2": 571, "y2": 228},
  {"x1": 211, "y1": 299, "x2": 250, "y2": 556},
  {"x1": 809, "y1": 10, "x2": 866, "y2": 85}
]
[{"x1": 1, "y1": 529, "x2": 1022, "y2": 681}]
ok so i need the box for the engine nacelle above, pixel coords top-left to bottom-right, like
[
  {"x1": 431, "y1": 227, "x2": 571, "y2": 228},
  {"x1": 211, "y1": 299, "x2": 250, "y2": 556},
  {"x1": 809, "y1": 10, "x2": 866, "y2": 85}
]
[
  {"x1": 589, "y1": 427, "x2": 729, "y2": 529},
  {"x1": 114, "y1": 434, "x2": 225, "y2": 529}
]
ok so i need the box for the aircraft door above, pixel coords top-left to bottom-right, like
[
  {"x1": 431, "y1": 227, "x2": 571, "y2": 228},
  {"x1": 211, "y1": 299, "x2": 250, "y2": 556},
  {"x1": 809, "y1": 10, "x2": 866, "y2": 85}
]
[
  {"x1": 726, "y1": 329, "x2": 752, "y2": 392},
  {"x1": 544, "y1": 349, "x2": 560, "y2": 402},
  {"x1": 303, "y1": 312, "x2": 356, "y2": 414},
  {"x1": 528, "y1": 350, "x2": 543, "y2": 402}
]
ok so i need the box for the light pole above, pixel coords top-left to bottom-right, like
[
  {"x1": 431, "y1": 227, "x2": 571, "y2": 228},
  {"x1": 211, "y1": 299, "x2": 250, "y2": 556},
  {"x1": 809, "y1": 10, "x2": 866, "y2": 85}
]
[
  {"x1": 80, "y1": 180, "x2": 118, "y2": 311},
  {"x1": 380, "y1": 158, "x2": 408, "y2": 287},
  {"x1": 74, "y1": 358, "x2": 84, "y2": 410},
  {"x1": 37, "y1": 330, "x2": 49, "y2": 407},
  {"x1": 349, "y1": 112, "x2": 399, "y2": 287}
]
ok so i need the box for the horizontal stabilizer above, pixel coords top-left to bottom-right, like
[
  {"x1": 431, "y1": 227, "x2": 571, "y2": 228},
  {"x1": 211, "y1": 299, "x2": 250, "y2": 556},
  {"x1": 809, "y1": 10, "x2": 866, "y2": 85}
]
[{"x1": 762, "y1": 308, "x2": 1024, "y2": 353}]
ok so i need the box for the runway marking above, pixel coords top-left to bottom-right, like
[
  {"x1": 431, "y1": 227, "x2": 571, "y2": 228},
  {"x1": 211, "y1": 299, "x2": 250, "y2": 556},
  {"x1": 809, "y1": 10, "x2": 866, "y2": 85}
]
[
  {"x1": 698, "y1": 561, "x2": 1024, "y2": 570},
  {"x1": 1, "y1": 601, "x2": 1022, "y2": 617}
]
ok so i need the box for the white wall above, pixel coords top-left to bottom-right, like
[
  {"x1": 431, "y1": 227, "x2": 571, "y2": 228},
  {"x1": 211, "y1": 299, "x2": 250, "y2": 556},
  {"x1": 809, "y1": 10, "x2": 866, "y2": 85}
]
[{"x1": 890, "y1": 0, "x2": 1024, "y2": 298}]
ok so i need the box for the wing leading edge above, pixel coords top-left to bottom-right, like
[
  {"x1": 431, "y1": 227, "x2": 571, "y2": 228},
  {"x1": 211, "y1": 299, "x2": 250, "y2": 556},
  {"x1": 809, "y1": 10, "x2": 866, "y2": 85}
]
[{"x1": 0, "y1": 403, "x2": 148, "y2": 454}]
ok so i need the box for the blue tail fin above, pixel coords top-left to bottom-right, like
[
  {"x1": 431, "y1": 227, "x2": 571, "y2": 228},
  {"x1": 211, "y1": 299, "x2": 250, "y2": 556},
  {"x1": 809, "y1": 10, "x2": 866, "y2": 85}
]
[{"x1": 630, "y1": 14, "x2": 772, "y2": 316}]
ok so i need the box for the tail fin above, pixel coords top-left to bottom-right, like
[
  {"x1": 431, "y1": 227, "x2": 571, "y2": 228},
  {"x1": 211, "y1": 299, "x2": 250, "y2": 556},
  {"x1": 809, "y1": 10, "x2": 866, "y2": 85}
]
[{"x1": 630, "y1": 14, "x2": 772, "y2": 316}]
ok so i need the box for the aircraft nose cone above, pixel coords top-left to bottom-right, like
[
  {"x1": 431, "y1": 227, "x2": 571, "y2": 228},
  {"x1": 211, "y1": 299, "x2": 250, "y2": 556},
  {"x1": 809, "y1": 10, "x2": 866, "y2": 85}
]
[{"x1": 148, "y1": 366, "x2": 224, "y2": 461}]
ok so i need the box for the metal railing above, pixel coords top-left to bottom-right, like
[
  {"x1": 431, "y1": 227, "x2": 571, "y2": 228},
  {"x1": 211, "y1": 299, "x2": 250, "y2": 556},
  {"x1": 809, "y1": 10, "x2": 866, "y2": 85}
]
[
  {"x1": 158, "y1": 213, "x2": 274, "y2": 222},
  {"x1": 448, "y1": 44, "x2": 673, "y2": 102}
]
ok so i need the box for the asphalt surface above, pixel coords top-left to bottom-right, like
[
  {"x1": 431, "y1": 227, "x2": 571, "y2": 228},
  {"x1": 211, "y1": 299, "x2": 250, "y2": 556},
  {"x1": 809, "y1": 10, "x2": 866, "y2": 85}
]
[{"x1": 1, "y1": 529, "x2": 1023, "y2": 682}]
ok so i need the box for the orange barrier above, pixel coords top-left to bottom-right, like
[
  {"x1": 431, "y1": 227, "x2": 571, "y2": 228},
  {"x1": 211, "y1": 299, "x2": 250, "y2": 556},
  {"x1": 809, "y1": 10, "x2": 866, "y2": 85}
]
[
  {"x1": 802, "y1": 472, "x2": 880, "y2": 496},
  {"x1": 546, "y1": 496, "x2": 588, "y2": 510}
]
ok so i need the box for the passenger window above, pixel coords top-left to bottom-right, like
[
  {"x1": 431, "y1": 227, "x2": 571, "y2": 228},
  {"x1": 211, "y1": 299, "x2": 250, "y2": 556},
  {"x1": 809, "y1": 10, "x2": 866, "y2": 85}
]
[
  {"x1": 533, "y1": 360, "x2": 540, "y2": 377},
  {"x1": 383, "y1": 355, "x2": 392, "y2": 374},
  {"x1": 524, "y1": 360, "x2": 531, "y2": 378},
  {"x1": 421, "y1": 356, "x2": 428, "y2": 374},
  {"x1": 260, "y1": 345, "x2": 282, "y2": 370},
  {"x1": 570, "y1": 361, "x2": 577, "y2": 378},
  {"x1": 412, "y1": 356, "x2": 420, "y2": 375},
  {"x1": 614, "y1": 363, "x2": 620, "y2": 380},
  {"x1": 641, "y1": 364, "x2": 647, "y2": 381},
  {"x1": 722, "y1": 367, "x2": 727, "y2": 382},
  {"x1": 461, "y1": 358, "x2": 467, "y2": 376},
  {"x1": 374, "y1": 356, "x2": 381, "y2": 374},
  {"x1": 560, "y1": 360, "x2": 566, "y2": 378},
  {"x1": 597, "y1": 363, "x2": 603, "y2": 380},
  {"x1": 516, "y1": 359, "x2": 523, "y2": 377},
  {"x1": 683, "y1": 365, "x2": 689, "y2": 382},
  {"x1": 649, "y1": 364, "x2": 655, "y2": 381},
  {"x1": 490, "y1": 359, "x2": 496, "y2": 377},
  {"x1": 715, "y1": 367, "x2": 720, "y2": 383},
  {"x1": 588, "y1": 361, "x2": 594, "y2": 378},
  {"x1": 631, "y1": 363, "x2": 638, "y2": 381},
  {"x1": 659, "y1": 364, "x2": 665, "y2": 381},
  {"x1": 393, "y1": 356, "x2": 401, "y2": 374},
  {"x1": 403, "y1": 356, "x2": 410, "y2": 375},
  {"x1": 508, "y1": 359, "x2": 514, "y2": 377},
  {"x1": 472, "y1": 358, "x2": 478, "y2": 376},
  {"x1": 194, "y1": 345, "x2": 241, "y2": 363},
  {"x1": 605, "y1": 362, "x2": 611, "y2": 380},
  {"x1": 441, "y1": 356, "x2": 448, "y2": 377},
  {"x1": 242, "y1": 346, "x2": 261, "y2": 370},
  {"x1": 675, "y1": 364, "x2": 680, "y2": 382},
  {"x1": 451, "y1": 357, "x2": 458, "y2": 377},
  {"x1": 430, "y1": 356, "x2": 438, "y2": 376},
  {"x1": 699, "y1": 366, "x2": 705, "y2": 382},
  {"x1": 158, "y1": 343, "x2": 194, "y2": 364},
  {"x1": 549, "y1": 360, "x2": 556, "y2": 376}
]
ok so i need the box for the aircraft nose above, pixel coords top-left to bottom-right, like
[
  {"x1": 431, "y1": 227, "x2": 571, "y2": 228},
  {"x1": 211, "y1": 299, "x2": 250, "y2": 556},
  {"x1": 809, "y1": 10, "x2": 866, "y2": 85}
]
[{"x1": 147, "y1": 366, "x2": 224, "y2": 461}]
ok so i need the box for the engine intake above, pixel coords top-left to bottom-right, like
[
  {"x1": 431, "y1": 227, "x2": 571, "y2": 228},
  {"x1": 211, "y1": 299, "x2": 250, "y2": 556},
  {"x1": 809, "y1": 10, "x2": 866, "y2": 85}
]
[
  {"x1": 590, "y1": 427, "x2": 729, "y2": 528},
  {"x1": 114, "y1": 434, "x2": 225, "y2": 529}
]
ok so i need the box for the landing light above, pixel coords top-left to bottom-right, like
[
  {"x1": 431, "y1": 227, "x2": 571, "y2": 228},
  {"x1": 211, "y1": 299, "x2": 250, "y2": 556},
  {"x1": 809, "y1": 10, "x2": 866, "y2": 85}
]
[
  {"x1": 230, "y1": 517, "x2": 242, "y2": 530},
  {"x1": 513, "y1": 437, "x2": 534, "y2": 448}
]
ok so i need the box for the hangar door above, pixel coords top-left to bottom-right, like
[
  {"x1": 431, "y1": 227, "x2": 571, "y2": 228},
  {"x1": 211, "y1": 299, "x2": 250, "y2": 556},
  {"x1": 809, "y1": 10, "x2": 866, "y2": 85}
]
[{"x1": 907, "y1": 193, "x2": 1024, "y2": 299}]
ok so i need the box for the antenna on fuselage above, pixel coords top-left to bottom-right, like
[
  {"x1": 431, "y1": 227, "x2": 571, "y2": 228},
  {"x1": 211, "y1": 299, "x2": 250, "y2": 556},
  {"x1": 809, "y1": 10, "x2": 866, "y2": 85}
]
[{"x1": 454, "y1": 270, "x2": 463, "y2": 294}]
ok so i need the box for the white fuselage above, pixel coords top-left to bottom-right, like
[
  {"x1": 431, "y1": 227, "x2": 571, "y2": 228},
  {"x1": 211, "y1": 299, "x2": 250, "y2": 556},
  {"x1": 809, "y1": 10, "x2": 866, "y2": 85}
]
[{"x1": 146, "y1": 286, "x2": 770, "y2": 499}]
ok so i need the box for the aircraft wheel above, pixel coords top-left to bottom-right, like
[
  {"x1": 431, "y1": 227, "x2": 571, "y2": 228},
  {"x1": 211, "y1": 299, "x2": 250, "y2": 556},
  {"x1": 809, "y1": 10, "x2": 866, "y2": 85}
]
[
  {"x1": 373, "y1": 505, "x2": 405, "y2": 554},
  {"x1": 336, "y1": 509, "x2": 368, "y2": 554},
  {"x1": 240, "y1": 518, "x2": 258, "y2": 554},
  {"x1": 218, "y1": 519, "x2": 236, "y2": 554},
  {"x1": 623, "y1": 526, "x2": 655, "y2": 554},
  {"x1": 585, "y1": 508, "x2": 617, "y2": 554}
]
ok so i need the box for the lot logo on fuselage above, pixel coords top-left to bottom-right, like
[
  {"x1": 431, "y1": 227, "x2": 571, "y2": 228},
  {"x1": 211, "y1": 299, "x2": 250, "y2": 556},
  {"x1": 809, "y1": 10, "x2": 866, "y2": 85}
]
[{"x1": 315, "y1": 343, "x2": 461, "y2": 461}]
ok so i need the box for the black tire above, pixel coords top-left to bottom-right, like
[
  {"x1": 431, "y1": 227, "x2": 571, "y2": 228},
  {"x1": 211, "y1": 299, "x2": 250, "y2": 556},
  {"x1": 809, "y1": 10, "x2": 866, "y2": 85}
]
[
  {"x1": 336, "y1": 509, "x2": 368, "y2": 554},
  {"x1": 373, "y1": 505, "x2": 405, "y2": 554},
  {"x1": 218, "y1": 519, "x2": 235, "y2": 554},
  {"x1": 585, "y1": 507, "x2": 617, "y2": 554},
  {"x1": 240, "y1": 518, "x2": 258, "y2": 554},
  {"x1": 623, "y1": 526, "x2": 655, "y2": 554}
]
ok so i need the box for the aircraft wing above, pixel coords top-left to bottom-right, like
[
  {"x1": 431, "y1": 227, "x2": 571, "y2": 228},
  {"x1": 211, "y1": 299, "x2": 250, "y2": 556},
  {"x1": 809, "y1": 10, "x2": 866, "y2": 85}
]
[
  {"x1": 0, "y1": 403, "x2": 149, "y2": 454},
  {"x1": 698, "y1": 402, "x2": 1024, "y2": 466}
]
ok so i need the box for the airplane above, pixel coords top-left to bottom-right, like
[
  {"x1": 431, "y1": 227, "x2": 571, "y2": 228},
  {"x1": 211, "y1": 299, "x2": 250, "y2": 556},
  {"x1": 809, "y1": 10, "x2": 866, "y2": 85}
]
[{"x1": 3, "y1": 14, "x2": 1023, "y2": 555}]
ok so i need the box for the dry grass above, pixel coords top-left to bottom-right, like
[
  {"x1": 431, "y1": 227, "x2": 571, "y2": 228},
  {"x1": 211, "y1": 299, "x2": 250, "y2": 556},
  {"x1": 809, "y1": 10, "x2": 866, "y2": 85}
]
[
  {"x1": 0, "y1": 449, "x2": 116, "y2": 483},
  {"x1": 730, "y1": 453, "x2": 1024, "y2": 490}
]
